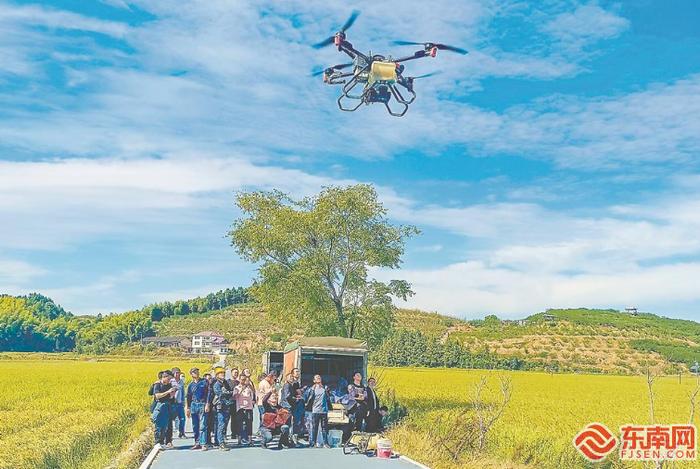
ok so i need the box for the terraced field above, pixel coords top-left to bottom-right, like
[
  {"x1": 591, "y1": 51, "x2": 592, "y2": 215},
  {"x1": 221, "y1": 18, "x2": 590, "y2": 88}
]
[{"x1": 155, "y1": 305, "x2": 699, "y2": 374}]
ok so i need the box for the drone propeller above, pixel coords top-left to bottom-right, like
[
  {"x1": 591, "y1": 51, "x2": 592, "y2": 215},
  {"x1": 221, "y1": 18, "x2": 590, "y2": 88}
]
[
  {"x1": 409, "y1": 71, "x2": 442, "y2": 80},
  {"x1": 312, "y1": 10, "x2": 360, "y2": 49},
  {"x1": 404, "y1": 71, "x2": 442, "y2": 91},
  {"x1": 311, "y1": 63, "x2": 353, "y2": 76},
  {"x1": 392, "y1": 40, "x2": 468, "y2": 55}
]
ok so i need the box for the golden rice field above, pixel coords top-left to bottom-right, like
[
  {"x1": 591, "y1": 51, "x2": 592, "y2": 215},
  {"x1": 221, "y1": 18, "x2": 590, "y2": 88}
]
[
  {"x1": 378, "y1": 367, "x2": 700, "y2": 469},
  {"x1": 2, "y1": 357, "x2": 698, "y2": 469},
  {"x1": 0, "y1": 356, "x2": 205, "y2": 469}
]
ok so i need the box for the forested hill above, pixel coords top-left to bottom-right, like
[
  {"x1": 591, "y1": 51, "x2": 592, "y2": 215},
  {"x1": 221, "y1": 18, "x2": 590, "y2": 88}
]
[
  {"x1": 156, "y1": 305, "x2": 700, "y2": 375},
  {"x1": 0, "y1": 287, "x2": 249, "y2": 353},
  {"x1": 137, "y1": 287, "x2": 249, "y2": 321},
  {"x1": 3, "y1": 289, "x2": 700, "y2": 375}
]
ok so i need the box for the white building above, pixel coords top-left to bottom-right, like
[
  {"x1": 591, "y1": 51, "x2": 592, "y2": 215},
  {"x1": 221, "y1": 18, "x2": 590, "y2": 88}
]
[{"x1": 191, "y1": 331, "x2": 230, "y2": 354}]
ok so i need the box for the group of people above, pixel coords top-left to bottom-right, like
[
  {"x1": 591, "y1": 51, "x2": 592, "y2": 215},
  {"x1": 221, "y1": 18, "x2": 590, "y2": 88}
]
[{"x1": 148, "y1": 365, "x2": 388, "y2": 452}]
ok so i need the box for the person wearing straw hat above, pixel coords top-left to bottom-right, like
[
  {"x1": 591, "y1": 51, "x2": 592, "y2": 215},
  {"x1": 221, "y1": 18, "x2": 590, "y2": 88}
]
[{"x1": 212, "y1": 367, "x2": 234, "y2": 451}]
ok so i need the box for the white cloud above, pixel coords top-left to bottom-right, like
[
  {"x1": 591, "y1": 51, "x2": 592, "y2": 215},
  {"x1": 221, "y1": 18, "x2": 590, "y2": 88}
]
[
  {"x1": 542, "y1": 4, "x2": 629, "y2": 49},
  {"x1": 407, "y1": 73, "x2": 700, "y2": 169},
  {"x1": 464, "y1": 50, "x2": 579, "y2": 82},
  {"x1": 0, "y1": 259, "x2": 46, "y2": 287},
  {"x1": 415, "y1": 244, "x2": 444, "y2": 253},
  {"x1": 140, "y1": 284, "x2": 233, "y2": 304},
  {"x1": 0, "y1": 3, "x2": 129, "y2": 37},
  {"x1": 0, "y1": 156, "x2": 351, "y2": 250},
  {"x1": 376, "y1": 177, "x2": 700, "y2": 317},
  {"x1": 4, "y1": 159, "x2": 700, "y2": 317},
  {"x1": 99, "y1": 0, "x2": 132, "y2": 10},
  {"x1": 35, "y1": 270, "x2": 143, "y2": 315},
  {"x1": 0, "y1": 157, "x2": 334, "y2": 196},
  {"x1": 388, "y1": 261, "x2": 700, "y2": 318}
]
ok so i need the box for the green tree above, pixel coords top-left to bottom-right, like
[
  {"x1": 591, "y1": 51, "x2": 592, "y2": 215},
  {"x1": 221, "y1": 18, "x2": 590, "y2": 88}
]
[
  {"x1": 229, "y1": 184, "x2": 418, "y2": 343},
  {"x1": 484, "y1": 314, "x2": 501, "y2": 328}
]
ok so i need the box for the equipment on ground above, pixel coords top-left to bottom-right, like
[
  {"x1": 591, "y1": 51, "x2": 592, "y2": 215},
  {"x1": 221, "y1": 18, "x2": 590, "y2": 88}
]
[
  {"x1": 343, "y1": 431, "x2": 381, "y2": 455},
  {"x1": 328, "y1": 403, "x2": 350, "y2": 425}
]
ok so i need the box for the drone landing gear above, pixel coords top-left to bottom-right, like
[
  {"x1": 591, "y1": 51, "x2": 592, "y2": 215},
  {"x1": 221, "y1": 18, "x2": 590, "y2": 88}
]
[
  {"x1": 386, "y1": 84, "x2": 415, "y2": 117},
  {"x1": 337, "y1": 75, "x2": 364, "y2": 112},
  {"x1": 338, "y1": 94, "x2": 363, "y2": 112},
  {"x1": 336, "y1": 75, "x2": 415, "y2": 117},
  {"x1": 382, "y1": 89, "x2": 407, "y2": 117}
]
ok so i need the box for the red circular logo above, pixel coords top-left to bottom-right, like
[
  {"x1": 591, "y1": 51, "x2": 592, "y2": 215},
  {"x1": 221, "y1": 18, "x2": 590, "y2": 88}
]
[{"x1": 574, "y1": 423, "x2": 618, "y2": 462}]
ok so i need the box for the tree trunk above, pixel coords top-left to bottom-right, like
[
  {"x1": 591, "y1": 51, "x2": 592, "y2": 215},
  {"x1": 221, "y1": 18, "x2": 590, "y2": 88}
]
[{"x1": 334, "y1": 300, "x2": 348, "y2": 337}]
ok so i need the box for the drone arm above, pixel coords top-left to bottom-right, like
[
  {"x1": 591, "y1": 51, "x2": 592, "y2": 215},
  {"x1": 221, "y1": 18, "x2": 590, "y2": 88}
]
[
  {"x1": 338, "y1": 40, "x2": 368, "y2": 63},
  {"x1": 326, "y1": 70, "x2": 355, "y2": 85},
  {"x1": 394, "y1": 49, "x2": 430, "y2": 63}
]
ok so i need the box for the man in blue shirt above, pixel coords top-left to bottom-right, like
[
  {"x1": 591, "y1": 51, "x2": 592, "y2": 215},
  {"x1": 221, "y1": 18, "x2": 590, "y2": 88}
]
[{"x1": 185, "y1": 367, "x2": 209, "y2": 450}]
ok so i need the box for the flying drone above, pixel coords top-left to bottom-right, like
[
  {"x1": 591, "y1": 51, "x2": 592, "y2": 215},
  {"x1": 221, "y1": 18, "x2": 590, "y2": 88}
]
[{"x1": 312, "y1": 10, "x2": 467, "y2": 117}]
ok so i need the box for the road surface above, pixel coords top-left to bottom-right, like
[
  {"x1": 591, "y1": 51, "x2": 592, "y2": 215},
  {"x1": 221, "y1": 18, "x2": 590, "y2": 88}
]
[{"x1": 147, "y1": 411, "x2": 424, "y2": 469}]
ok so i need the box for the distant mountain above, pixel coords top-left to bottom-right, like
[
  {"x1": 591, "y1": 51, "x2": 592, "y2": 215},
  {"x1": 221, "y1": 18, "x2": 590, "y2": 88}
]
[
  {"x1": 0, "y1": 287, "x2": 251, "y2": 353},
  {"x1": 4, "y1": 288, "x2": 699, "y2": 375},
  {"x1": 155, "y1": 305, "x2": 700, "y2": 374},
  {"x1": 443, "y1": 308, "x2": 700, "y2": 374},
  {"x1": 0, "y1": 293, "x2": 78, "y2": 351}
]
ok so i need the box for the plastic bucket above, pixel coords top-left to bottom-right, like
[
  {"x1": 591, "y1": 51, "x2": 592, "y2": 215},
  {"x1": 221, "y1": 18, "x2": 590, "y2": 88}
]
[
  {"x1": 328, "y1": 429, "x2": 343, "y2": 448},
  {"x1": 376, "y1": 438, "x2": 392, "y2": 459}
]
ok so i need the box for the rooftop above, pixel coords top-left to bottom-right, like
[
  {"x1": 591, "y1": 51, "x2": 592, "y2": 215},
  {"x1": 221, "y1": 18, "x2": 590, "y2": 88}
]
[
  {"x1": 142, "y1": 336, "x2": 187, "y2": 344},
  {"x1": 284, "y1": 336, "x2": 367, "y2": 352},
  {"x1": 194, "y1": 331, "x2": 224, "y2": 337}
]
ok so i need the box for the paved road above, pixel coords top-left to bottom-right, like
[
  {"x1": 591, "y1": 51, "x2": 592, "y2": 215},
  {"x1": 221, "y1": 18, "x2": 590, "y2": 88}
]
[{"x1": 148, "y1": 411, "x2": 422, "y2": 469}]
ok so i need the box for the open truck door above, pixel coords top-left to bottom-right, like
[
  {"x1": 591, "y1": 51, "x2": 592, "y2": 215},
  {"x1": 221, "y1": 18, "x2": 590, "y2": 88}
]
[
  {"x1": 281, "y1": 336, "x2": 368, "y2": 428},
  {"x1": 282, "y1": 337, "x2": 367, "y2": 387},
  {"x1": 262, "y1": 350, "x2": 284, "y2": 377}
]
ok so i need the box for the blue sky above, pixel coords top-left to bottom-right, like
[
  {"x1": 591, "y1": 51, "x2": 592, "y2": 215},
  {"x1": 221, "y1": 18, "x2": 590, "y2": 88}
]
[{"x1": 1, "y1": 0, "x2": 700, "y2": 319}]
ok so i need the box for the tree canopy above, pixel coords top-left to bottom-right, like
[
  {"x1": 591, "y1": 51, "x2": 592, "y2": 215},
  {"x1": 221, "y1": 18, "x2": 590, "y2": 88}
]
[
  {"x1": 142, "y1": 287, "x2": 249, "y2": 321},
  {"x1": 0, "y1": 287, "x2": 250, "y2": 353},
  {"x1": 229, "y1": 184, "x2": 418, "y2": 347},
  {"x1": 0, "y1": 295, "x2": 79, "y2": 352}
]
